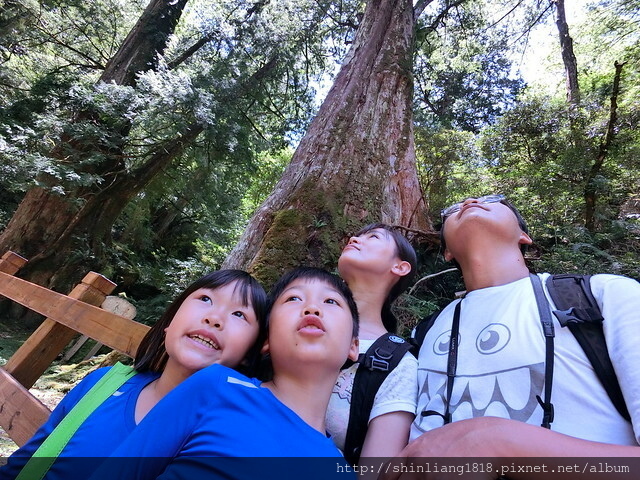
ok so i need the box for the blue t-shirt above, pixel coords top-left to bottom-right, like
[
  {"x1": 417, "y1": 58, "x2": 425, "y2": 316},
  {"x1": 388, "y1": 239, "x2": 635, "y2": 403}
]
[
  {"x1": 0, "y1": 367, "x2": 159, "y2": 480},
  {"x1": 90, "y1": 364, "x2": 352, "y2": 480}
]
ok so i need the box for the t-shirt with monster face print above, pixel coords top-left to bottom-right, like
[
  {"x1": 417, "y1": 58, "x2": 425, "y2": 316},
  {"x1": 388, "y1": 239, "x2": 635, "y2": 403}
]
[{"x1": 411, "y1": 273, "x2": 640, "y2": 446}]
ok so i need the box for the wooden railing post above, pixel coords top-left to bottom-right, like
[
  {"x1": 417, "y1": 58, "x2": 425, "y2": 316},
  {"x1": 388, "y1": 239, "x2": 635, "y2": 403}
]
[
  {"x1": 0, "y1": 251, "x2": 28, "y2": 275},
  {"x1": 3, "y1": 272, "x2": 117, "y2": 389},
  {"x1": 0, "y1": 369, "x2": 50, "y2": 447},
  {"x1": 0, "y1": 251, "x2": 49, "y2": 446}
]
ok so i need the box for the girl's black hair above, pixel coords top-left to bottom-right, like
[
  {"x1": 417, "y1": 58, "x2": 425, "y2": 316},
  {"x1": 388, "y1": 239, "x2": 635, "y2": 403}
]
[
  {"x1": 257, "y1": 266, "x2": 359, "y2": 381},
  {"x1": 134, "y1": 270, "x2": 268, "y2": 376},
  {"x1": 353, "y1": 223, "x2": 417, "y2": 333}
]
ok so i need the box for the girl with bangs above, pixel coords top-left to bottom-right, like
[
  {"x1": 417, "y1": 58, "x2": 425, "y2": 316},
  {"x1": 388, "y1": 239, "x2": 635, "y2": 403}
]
[{"x1": 1, "y1": 270, "x2": 267, "y2": 480}]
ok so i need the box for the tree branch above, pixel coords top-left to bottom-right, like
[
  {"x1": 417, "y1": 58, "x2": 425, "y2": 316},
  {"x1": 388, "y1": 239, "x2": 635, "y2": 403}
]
[
  {"x1": 409, "y1": 268, "x2": 459, "y2": 296},
  {"x1": 417, "y1": 0, "x2": 467, "y2": 27},
  {"x1": 414, "y1": 0, "x2": 434, "y2": 19},
  {"x1": 511, "y1": 3, "x2": 554, "y2": 46},
  {"x1": 167, "y1": 32, "x2": 218, "y2": 69}
]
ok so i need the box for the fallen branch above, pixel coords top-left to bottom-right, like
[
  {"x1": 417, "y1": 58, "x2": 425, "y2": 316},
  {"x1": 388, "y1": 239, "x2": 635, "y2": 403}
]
[{"x1": 409, "y1": 267, "x2": 459, "y2": 295}]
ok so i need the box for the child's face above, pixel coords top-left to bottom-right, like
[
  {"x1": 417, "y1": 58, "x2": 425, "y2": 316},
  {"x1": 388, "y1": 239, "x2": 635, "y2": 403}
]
[
  {"x1": 164, "y1": 280, "x2": 260, "y2": 377},
  {"x1": 265, "y1": 278, "x2": 358, "y2": 370}
]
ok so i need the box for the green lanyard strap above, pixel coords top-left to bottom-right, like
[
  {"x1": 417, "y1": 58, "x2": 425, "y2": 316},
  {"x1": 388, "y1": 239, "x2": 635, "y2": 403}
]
[{"x1": 16, "y1": 362, "x2": 136, "y2": 480}]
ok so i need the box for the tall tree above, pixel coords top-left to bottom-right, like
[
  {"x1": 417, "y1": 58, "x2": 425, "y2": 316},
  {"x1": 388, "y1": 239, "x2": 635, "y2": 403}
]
[
  {"x1": 549, "y1": 0, "x2": 628, "y2": 230},
  {"x1": 223, "y1": 0, "x2": 445, "y2": 284},
  {"x1": 0, "y1": 0, "x2": 189, "y2": 288},
  {"x1": 553, "y1": 0, "x2": 580, "y2": 105},
  {"x1": 0, "y1": 0, "x2": 335, "y2": 291},
  {"x1": 583, "y1": 60, "x2": 626, "y2": 231}
]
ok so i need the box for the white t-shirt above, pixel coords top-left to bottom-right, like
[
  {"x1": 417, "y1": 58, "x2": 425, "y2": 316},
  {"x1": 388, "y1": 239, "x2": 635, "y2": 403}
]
[
  {"x1": 326, "y1": 338, "x2": 418, "y2": 451},
  {"x1": 411, "y1": 273, "x2": 640, "y2": 446}
]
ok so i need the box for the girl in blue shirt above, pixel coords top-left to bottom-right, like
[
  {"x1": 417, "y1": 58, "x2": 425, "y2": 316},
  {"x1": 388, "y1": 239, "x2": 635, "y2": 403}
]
[{"x1": 1, "y1": 269, "x2": 267, "y2": 480}]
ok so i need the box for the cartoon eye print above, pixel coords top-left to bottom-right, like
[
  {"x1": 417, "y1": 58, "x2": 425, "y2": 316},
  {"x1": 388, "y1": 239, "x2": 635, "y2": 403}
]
[
  {"x1": 475, "y1": 323, "x2": 511, "y2": 355},
  {"x1": 433, "y1": 330, "x2": 457, "y2": 356}
]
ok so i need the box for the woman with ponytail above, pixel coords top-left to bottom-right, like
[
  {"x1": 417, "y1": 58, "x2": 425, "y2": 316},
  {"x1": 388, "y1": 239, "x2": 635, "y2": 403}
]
[{"x1": 327, "y1": 223, "x2": 418, "y2": 462}]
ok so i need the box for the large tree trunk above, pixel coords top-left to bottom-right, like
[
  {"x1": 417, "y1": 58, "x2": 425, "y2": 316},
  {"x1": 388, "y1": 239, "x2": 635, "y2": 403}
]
[
  {"x1": 100, "y1": 0, "x2": 188, "y2": 85},
  {"x1": 0, "y1": 0, "x2": 190, "y2": 290},
  {"x1": 223, "y1": 0, "x2": 431, "y2": 286}
]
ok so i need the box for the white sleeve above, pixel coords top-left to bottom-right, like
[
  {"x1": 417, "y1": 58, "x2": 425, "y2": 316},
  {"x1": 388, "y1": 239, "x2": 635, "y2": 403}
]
[
  {"x1": 369, "y1": 351, "x2": 418, "y2": 422},
  {"x1": 593, "y1": 274, "x2": 640, "y2": 443}
]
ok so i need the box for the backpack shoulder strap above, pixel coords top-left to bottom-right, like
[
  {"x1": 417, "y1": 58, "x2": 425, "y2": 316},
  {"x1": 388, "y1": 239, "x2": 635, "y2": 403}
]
[
  {"x1": 343, "y1": 333, "x2": 411, "y2": 465},
  {"x1": 410, "y1": 309, "x2": 443, "y2": 356},
  {"x1": 546, "y1": 274, "x2": 630, "y2": 422},
  {"x1": 16, "y1": 362, "x2": 137, "y2": 480},
  {"x1": 546, "y1": 274, "x2": 603, "y2": 325}
]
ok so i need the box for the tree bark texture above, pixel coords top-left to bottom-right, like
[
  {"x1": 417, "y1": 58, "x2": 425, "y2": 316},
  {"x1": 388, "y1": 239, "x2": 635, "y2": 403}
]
[
  {"x1": 100, "y1": 0, "x2": 189, "y2": 86},
  {"x1": 223, "y1": 0, "x2": 431, "y2": 286},
  {"x1": 553, "y1": 0, "x2": 580, "y2": 105}
]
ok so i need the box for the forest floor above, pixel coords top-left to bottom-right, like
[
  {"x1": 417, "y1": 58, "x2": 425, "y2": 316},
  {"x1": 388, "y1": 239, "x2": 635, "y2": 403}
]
[{"x1": 0, "y1": 323, "x2": 109, "y2": 457}]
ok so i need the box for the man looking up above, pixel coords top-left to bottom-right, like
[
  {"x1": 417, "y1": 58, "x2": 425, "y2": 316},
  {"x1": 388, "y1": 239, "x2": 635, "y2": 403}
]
[{"x1": 399, "y1": 195, "x2": 639, "y2": 476}]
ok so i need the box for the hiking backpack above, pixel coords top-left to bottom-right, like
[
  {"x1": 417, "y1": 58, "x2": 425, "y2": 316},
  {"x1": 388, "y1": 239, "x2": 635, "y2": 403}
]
[
  {"x1": 410, "y1": 273, "x2": 630, "y2": 422},
  {"x1": 343, "y1": 333, "x2": 413, "y2": 466}
]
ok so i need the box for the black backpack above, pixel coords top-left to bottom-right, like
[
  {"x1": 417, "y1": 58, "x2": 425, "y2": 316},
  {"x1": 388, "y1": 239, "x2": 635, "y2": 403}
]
[
  {"x1": 343, "y1": 333, "x2": 413, "y2": 466},
  {"x1": 411, "y1": 273, "x2": 630, "y2": 422}
]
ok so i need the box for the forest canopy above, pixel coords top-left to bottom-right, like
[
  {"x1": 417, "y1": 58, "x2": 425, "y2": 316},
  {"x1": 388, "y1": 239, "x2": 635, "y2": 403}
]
[{"x1": 1, "y1": 0, "x2": 638, "y2": 328}]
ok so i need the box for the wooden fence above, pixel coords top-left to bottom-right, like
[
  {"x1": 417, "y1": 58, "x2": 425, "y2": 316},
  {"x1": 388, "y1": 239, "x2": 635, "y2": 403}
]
[{"x1": 0, "y1": 251, "x2": 149, "y2": 446}]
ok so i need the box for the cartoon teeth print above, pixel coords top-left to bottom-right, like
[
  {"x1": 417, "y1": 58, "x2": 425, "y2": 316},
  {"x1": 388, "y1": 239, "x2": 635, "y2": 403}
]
[{"x1": 414, "y1": 322, "x2": 545, "y2": 434}]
